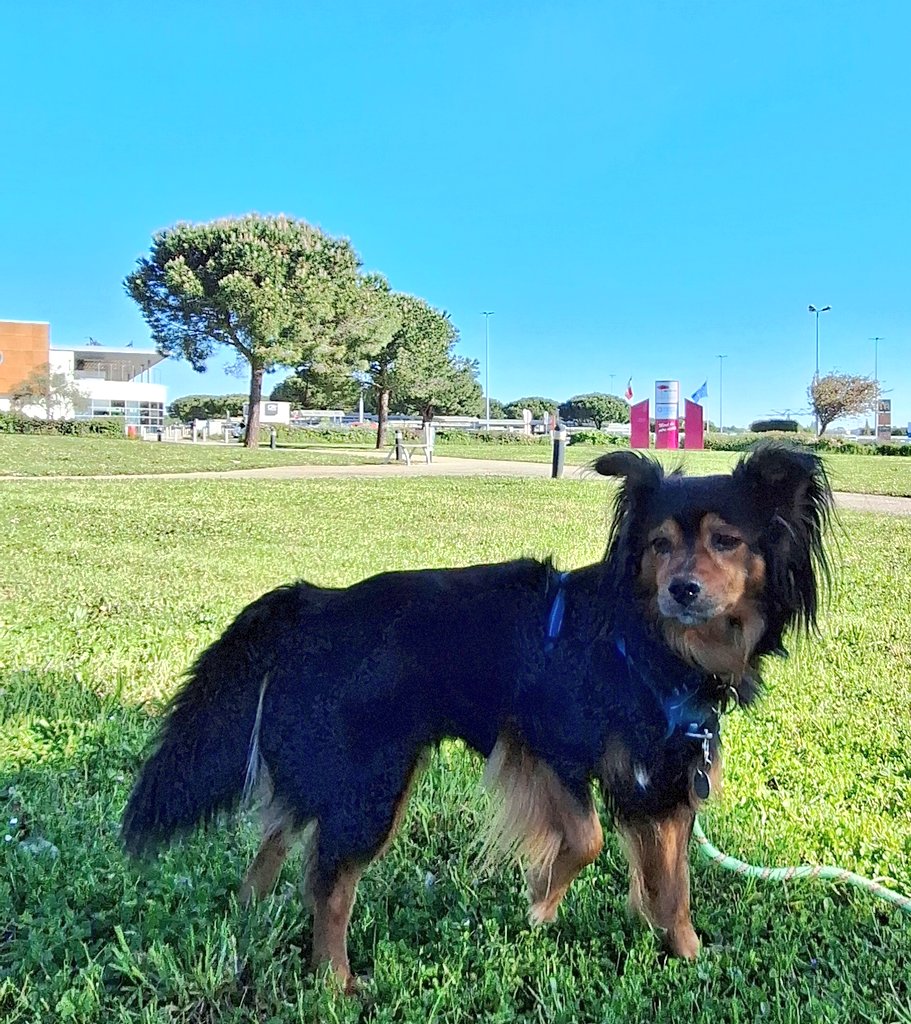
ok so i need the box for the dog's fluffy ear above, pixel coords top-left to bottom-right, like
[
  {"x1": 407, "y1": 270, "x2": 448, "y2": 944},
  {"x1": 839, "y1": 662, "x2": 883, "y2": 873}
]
[
  {"x1": 594, "y1": 451, "x2": 664, "y2": 570},
  {"x1": 734, "y1": 442, "x2": 831, "y2": 529},
  {"x1": 592, "y1": 451, "x2": 664, "y2": 496},
  {"x1": 734, "y1": 441, "x2": 833, "y2": 631}
]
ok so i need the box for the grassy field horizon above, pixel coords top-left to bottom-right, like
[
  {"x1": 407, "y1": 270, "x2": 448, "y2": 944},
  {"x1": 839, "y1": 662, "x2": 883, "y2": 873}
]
[
  {"x1": 0, "y1": 435, "x2": 385, "y2": 477},
  {"x1": 1, "y1": 435, "x2": 911, "y2": 497}
]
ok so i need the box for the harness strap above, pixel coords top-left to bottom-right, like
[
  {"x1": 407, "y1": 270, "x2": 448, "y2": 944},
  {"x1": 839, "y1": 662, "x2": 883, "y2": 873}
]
[
  {"x1": 544, "y1": 571, "x2": 568, "y2": 653},
  {"x1": 614, "y1": 634, "x2": 719, "y2": 740}
]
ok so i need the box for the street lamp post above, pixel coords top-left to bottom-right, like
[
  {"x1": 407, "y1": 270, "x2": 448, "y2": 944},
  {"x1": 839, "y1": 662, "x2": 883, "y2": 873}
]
[
  {"x1": 482, "y1": 311, "x2": 494, "y2": 429},
  {"x1": 870, "y1": 337, "x2": 884, "y2": 384},
  {"x1": 717, "y1": 354, "x2": 727, "y2": 433},
  {"x1": 808, "y1": 304, "x2": 831, "y2": 434}
]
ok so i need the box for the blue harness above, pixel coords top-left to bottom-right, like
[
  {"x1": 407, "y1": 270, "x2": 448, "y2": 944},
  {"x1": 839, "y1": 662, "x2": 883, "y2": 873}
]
[
  {"x1": 543, "y1": 570, "x2": 568, "y2": 653},
  {"x1": 544, "y1": 571, "x2": 718, "y2": 741}
]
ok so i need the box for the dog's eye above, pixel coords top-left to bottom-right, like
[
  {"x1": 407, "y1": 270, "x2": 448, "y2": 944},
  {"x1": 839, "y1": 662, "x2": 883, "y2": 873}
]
[
  {"x1": 712, "y1": 533, "x2": 741, "y2": 552},
  {"x1": 651, "y1": 537, "x2": 673, "y2": 555}
]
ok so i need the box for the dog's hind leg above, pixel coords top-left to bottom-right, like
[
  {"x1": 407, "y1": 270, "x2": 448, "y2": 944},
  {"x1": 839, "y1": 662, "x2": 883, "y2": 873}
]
[
  {"x1": 306, "y1": 753, "x2": 427, "y2": 992},
  {"x1": 483, "y1": 735, "x2": 603, "y2": 925},
  {"x1": 239, "y1": 820, "x2": 293, "y2": 904},
  {"x1": 310, "y1": 860, "x2": 365, "y2": 995},
  {"x1": 618, "y1": 804, "x2": 700, "y2": 959}
]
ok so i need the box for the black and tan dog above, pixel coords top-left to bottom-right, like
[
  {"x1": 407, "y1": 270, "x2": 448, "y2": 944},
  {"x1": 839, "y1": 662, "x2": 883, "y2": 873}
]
[{"x1": 122, "y1": 442, "x2": 831, "y2": 991}]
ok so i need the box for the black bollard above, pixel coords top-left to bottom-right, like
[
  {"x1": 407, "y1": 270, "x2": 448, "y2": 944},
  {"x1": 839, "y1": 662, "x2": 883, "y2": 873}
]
[
  {"x1": 394, "y1": 429, "x2": 404, "y2": 462},
  {"x1": 551, "y1": 424, "x2": 567, "y2": 479},
  {"x1": 269, "y1": 427, "x2": 277, "y2": 450}
]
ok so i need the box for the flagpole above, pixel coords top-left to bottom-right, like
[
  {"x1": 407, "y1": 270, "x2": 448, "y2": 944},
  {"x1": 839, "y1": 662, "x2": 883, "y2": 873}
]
[{"x1": 717, "y1": 355, "x2": 727, "y2": 432}]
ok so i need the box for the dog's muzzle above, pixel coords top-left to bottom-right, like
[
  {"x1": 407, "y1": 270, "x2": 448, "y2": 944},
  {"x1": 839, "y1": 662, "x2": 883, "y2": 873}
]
[{"x1": 660, "y1": 577, "x2": 714, "y2": 625}]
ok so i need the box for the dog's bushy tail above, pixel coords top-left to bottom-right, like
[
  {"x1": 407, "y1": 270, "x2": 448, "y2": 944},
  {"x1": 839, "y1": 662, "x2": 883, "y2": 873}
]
[{"x1": 122, "y1": 588, "x2": 290, "y2": 857}]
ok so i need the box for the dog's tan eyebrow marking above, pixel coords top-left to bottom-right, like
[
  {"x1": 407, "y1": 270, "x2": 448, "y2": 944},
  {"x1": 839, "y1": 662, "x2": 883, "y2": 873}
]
[
  {"x1": 647, "y1": 520, "x2": 683, "y2": 546},
  {"x1": 699, "y1": 514, "x2": 744, "y2": 541}
]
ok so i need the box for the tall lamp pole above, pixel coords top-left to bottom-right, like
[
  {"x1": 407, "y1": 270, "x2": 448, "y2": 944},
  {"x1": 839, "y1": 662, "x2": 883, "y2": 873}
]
[
  {"x1": 870, "y1": 336, "x2": 884, "y2": 385},
  {"x1": 808, "y1": 304, "x2": 831, "y2": 434},
  {"x1": 482, "y1": 311, "x2": 494, "y2": 429},
  {"x1": 717, "y1": 354, "x2": 727, "y2": 433}
]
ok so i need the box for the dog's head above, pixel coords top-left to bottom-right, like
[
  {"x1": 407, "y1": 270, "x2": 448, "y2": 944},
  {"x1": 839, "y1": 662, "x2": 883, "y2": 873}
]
[{"x1": 594, "y1": 443, "x2": 832, "y2": 675}]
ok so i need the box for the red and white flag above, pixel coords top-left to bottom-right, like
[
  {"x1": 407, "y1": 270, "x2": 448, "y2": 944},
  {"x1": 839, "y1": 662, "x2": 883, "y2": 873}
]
[{"x1": 624, "y1": 377, "x2": 634, "y2": 403}]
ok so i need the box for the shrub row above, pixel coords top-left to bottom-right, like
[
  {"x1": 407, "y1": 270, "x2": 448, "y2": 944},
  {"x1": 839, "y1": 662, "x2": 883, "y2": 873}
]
[
  {"x1": 703, "y1": 431, "x2": 911, "y2": 455},
  {"x1": 0, "y1": 412, "x2": 125, "y2": 437},
  {"x1": 567, "y1": 431, "x2": 629, "y2": 447},
  {"x1": 435, "y1": 429, "x2": 551, "y2": 445},
  {"x1": 269, "y1": 424, "x2": 378, "y2": 445}
]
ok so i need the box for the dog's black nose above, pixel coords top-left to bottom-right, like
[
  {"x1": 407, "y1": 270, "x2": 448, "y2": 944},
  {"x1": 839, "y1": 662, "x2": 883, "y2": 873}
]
[{"x1": 669, "y1": 578, "x2": 701, "y2": 606}]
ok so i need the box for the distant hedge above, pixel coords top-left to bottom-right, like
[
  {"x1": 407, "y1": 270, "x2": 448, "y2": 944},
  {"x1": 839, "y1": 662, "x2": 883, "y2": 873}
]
[
  {"x1": 568, "y1": 431, "x2": 628, "y2": 447},
  {"x1": 749, "y1": 419, "x2": 799, "y2": 433},
  {"x1": 268, "y1": 424, "x2": 377, "y2": 445},
  {"x1": 702, "y1": 431, "x2": 911, "y2": 455},
  {"x1": 0, "y1": 412, "x2": 125, "y2": 437},
  {"x1": 434, "y1": 429, "x2": 551, "y2": 445}
]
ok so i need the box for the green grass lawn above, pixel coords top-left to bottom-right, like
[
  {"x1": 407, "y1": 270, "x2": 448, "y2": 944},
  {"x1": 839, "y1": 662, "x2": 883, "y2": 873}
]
[
  {"x1": 0, "y1": 435, "x2": 383, "y2": 477},
  {"x1": 1, "y1": 476, "x2": 910, "y2": 1022},
  {"x1": 434, "y1": 443, "x2": 911, "y2": 497}
]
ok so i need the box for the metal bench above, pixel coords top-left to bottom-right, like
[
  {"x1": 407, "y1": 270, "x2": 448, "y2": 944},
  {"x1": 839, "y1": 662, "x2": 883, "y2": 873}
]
[{"x1": 384, "y1": 426, "x2": 435, "y2": 465}]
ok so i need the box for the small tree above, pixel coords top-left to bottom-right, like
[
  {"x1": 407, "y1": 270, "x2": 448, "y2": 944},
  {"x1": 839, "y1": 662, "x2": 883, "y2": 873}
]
[
  {"x1": 125, "y1": 215, "x2": 369, "y2": 448},
  {"x1": 559, "y1": 393, "x2": 629, "y2": 429},
  {"x1": 367, "y1": 293, "x2": 464, "y2": 446},
  {"x1": 10, "y1": 364, "x2": 87, "y2": 420},
  {"x1": 809, "y1": 373, "x2": 879, "y2": 435},
  {"x1": 483, "y1": 397, "x2": 507, "y2": 420},
  {"x1": 270, "y1": 367, "x2": 359, "y2": 411},
  {"x1": 393, "y1": 353, "x2": 482, "y2": 426},
  {"x1": 169, "y1": 394, "x2": 248, "y2": 422},
  {"x1": 503, "y1": 396, "x2": 559, "y2": 420}
]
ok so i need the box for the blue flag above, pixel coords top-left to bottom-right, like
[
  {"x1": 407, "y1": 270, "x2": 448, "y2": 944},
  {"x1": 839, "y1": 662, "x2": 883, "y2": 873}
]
[{"x1": 690, "y1": 380, "x2": 708, "y2": 404}]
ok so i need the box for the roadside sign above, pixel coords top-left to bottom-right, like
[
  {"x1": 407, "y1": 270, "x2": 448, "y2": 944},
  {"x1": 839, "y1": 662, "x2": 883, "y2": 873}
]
[{"x1": 877, "y1": 398, "x2": 892, "y2": 442}]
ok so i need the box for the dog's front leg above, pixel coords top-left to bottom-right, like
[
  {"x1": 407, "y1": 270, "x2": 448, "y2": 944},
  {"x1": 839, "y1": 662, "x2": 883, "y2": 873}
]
[{"x1": 618, "y1": 805, "x2": 700, "y2": 959}]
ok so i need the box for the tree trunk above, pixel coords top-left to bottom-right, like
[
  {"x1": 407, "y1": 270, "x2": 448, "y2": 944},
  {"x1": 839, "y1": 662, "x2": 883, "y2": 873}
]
[
  {"x1": 375, "y1": 388, "x2": 390, "y2": 449},
  {"x1": 246, "y1": 362, "x2": 264, "y2": 448}
]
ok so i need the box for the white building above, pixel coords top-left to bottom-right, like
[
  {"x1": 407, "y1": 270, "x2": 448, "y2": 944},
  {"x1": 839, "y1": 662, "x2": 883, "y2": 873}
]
[
  {"x1": 51, "y1": 345, "x2": 167, "y2": 432},
  {"x1": 0, "y1": 321, "x2": 167, "y2": 433}
]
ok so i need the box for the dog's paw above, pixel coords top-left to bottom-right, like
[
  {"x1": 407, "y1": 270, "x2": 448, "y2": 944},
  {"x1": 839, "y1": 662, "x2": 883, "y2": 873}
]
[
  {"x1": 666, "y1": 924, "x2": 700, "y2": 960},
  {"x1": 528, "y1": 901, "x2": 559, "y2": 927}
]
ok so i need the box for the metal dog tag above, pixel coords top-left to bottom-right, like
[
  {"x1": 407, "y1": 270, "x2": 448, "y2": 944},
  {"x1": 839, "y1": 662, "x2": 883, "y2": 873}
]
[{"x1": 693, "y1": 770, "x2": 711, "y2": 800}]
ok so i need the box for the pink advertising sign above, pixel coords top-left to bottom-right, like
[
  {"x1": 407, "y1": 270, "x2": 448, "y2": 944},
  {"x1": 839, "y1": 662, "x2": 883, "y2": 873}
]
[
  {"x1": 629, "y1": 399, "x2": 650, "y2": 449},
  {"x1": 684, "y1": 399, "x2": 704, "y2": 449}
]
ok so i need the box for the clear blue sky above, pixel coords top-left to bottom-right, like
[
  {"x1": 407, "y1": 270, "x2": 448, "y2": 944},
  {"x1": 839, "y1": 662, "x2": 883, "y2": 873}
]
[{"x1": 3, "y1": 1, "x2": 909, "y2": 429}]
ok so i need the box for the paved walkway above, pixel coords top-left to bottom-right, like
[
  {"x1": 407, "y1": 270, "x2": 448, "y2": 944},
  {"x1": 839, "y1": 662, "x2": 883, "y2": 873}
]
[{"x1": 13, "y1": 453, "x2": 911, "y2": 516}]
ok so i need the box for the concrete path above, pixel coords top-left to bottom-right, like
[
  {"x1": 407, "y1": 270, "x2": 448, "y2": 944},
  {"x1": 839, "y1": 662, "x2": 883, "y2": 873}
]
[
  {"x1": 11, "y1": 453, "x2": 911, "y2": 515},
  {"x1": 192, "y1": 455, "x2": 911, "y2": 516}
]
